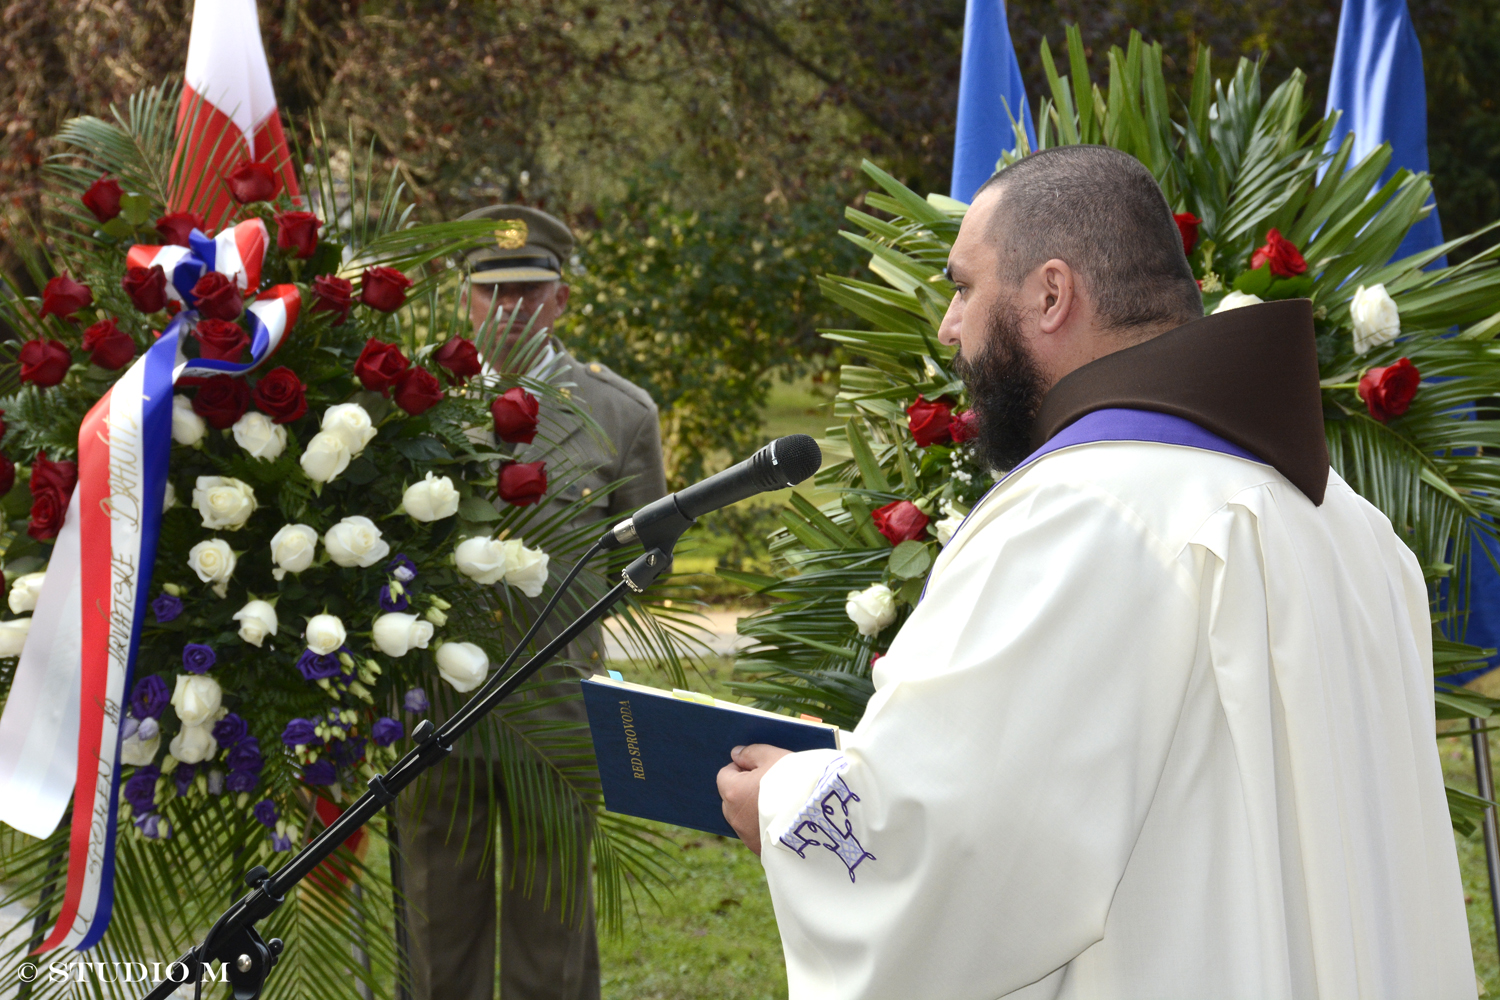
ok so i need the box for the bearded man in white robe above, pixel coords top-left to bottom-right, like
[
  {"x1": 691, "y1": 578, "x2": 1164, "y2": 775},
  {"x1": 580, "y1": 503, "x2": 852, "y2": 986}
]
[{"x1": 717, "y1": 145, "x2": 1475, "y2": 999}]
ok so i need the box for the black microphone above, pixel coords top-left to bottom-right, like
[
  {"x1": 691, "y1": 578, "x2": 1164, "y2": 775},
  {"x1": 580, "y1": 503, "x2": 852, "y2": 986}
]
[{"x1": 601, "y1": 434, "x2": 822, "y2": 554}]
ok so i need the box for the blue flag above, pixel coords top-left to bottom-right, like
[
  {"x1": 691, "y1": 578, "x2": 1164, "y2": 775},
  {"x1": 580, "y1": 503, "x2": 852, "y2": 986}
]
[
  {"x1": 1323, "y1": 0, "x2": 1445, "y2": 264},
  {"x1": 950, "y1": 0, "x2": 1036, "y2": 204},
  {"x1": 1325, "y1": 2, "x2": 1499, "y2": 680}
]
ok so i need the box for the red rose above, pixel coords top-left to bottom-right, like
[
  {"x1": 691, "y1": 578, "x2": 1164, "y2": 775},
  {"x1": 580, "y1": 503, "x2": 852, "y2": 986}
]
[
  {"x1": 354, "y1": 338, "x2": 411, "y2": 393},
  {"x1": 194, "y1": 318, "x2": 250, "y2": 363},
  {"x1": 906, "y1": 395, "x2": 953, "y2": 447},
  {"x1": 1174, "y1": 212, "x2": 1201, "y2": 258},
  {"x1": 191, "y1": 374, "x2": 252, "y2": 429},
  {"x1": 191, "y1": 272, "x2": 243, "y2": 322},
  {"x1": 122, "y1": 264, "x2": 169, "y2": 314},
  {"x1": 1358, "y1": 358, "x2": 1420, "y2": 423},
  {"x1": 1250, "y1": 228, "x2": 1307, "y2": 278},
  {"x1": 31, "y1": 453, "x2": 78, "y2": 495},
  {"x1": 360, "y1": 266, "x2": 413, "y2": 313},
  {"x1": 155, "y1": 212, "x2": 205, "y2": 247},
  {"x1": 39, "y1": 275, "x2": 93, "y2": 321},
  {"x1": 950, "y1": 409, "x2": 979, "y2": 443},
  {"x1": 29, "y1": 453, "x2": 78, "y2": 542},
  {"x1": 0, "y1": 453, "x2": 14, "y2": 499},
  {"x1": 18, "y1": 340, "x2": 72, "y2": 387},
  {"x1": 275, "y1": 210, "x2": 321, "y2": 259},
  {"x1": 252, "y1": 367, "x2": 308, "y2": 423},
  {"x1": 393, "y1": 367, "x2": 444, "y2": 416},
  {"x1": 311, "y1": 275, "x2": 354, "y2": 326},
  {"x1": 226, "y1": 161, "x2": 279, "y2": 204},
  {"x1": 491, "y1": 387, "x2": 540, "y2": 444},
  {"x1": 871, "y1": 500, "x2": 929, "y2": 545},
  {"x1": 28, "y1": 486, "x2": 68, "y2": 541},
  {"x1": 498, "y1": 461, "x2": 548, "y2": 507},
  {"x1": 434, "y1": 337, "x2": 483, "y2": 382},
  {"x1": 82, "y1": 175, "x2": 123, "y2": 223},
  {"x1": 81, "y1": 318, "x2": 136, "y2": 370}
]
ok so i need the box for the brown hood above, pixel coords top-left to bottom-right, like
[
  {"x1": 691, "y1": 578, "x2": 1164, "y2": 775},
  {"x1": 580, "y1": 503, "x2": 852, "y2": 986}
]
[{"x1": 1031, "y1": 298, "x2": 1329, "y2": 505}]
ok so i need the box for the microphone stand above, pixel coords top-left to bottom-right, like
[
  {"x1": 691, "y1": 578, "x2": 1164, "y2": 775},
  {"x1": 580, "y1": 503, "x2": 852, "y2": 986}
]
[{"x1": 139, "y1": 544, "x2": 675, "y2": 1000}]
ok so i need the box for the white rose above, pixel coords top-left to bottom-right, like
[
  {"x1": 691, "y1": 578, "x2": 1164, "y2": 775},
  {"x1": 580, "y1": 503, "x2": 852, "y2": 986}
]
[
  {"x1": 403, "y1": 472, "x2": 460, "y2": 522},
  {"x1": 454, "y1": 536, "x2": 509, "y2": 585},
  {"x1": 321, "y1": 403, "x2": 377, "y2": 455},
  {"x1": 231, "y1": 411, "x2": 287, "y2": 461},
  {"x1": 119, "y1": 728, "x2": 160, "y2": 767},
  {"x1": 192, "y1": 476, "x2": 257, "y2": 531},
  {"x1": 187, "y1": 539, "x2": 236, "y2": 598},
  {"x1": 163, "y1": 481, "x2": 177, "y2": 511},
  {"x1": 934, "y1": 514, "x2": 964, "y2": 547},
  {"x1": 845, "y1": 583, "x2": 897, "y2": 638},
  {"x1": 436, "y1": 641, "x2": 490, "y2": 693},
  {"x1": 0, "y1": 618, "x2": 30, "y2": 657},
  {"x1": 299, "y1": 431, "x2": 351, "y2": 484},
  {"x1": 233, "y1": 599, "x2": 278, "y2": 647},
  {"x1": 324, "y1": 516, "x2": 390, "y2": 568},
  {"x1": 171, "y1": 395, "x2": 206, "y2": 446},
  {"x1": 169, "y1": 723, "x2": 218, "y2": 764},
  {"x1": 372, "y1": 613, "x2": 435, "y2": 657},
  {"x1": 269, "y1": 523, "x2": 319, "y2": 580},
  {"x1": 1211, "y1": 290, "x2": 1263, "y2": 314},
  {"x1": 304, "y1": 613, "x2": 347, "y2": 656},
  {"x1": 171, "y1": 674, "x2": 222, "y2": 728},
  {"x1": 1350, "y1": 283, "x2": 1401, "y2": 355},
  {"x1": 8, "y1": 572, "x2": 45, "y2": 614},
  {"x1": 500, "y1": 540, "x2": 550, "y2": 598}
]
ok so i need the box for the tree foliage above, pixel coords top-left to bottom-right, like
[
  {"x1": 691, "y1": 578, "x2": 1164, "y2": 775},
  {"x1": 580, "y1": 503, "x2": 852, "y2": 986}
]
[{"x1": 563, "y1": 174, "x2": 863, "y2": 485}]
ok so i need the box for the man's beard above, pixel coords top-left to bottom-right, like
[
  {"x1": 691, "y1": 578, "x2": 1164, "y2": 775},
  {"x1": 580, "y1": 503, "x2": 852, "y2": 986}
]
[{"x1": 951, "y1": 302, "x2": 1048, "y2": 472}]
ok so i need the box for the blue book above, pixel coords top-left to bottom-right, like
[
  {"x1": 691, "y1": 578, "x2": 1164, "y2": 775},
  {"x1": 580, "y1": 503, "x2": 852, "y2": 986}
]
[{"x1": 581, "y1": 675, "x2": 843, "y2": 838}]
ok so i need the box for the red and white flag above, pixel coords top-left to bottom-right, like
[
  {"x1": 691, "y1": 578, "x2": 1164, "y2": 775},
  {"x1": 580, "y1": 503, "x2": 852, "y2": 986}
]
[{"x1": 173, "y1": 0, "x2": 300, "y2": 228}]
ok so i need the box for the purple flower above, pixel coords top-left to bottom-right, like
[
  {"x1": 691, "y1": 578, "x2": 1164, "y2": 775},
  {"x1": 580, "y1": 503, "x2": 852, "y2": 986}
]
[
  {"x1": 121, "y1": 716, "x2": 140, "y2": 741},
  {"x1": 301, "y1": 759, "x2": 337, "y2": 786},
  {"x1": 371, "y1": 717, "x2": 404, "y2": 747},
  {"x1": 137, "y1": 717, "x2": 159, "y2": 741},
  {"x1": 207, "y1": 768, "x2": 224, "y2": 795},
  {"x1": 403, "y1": 687, "x2": 429, "y2": 713},
  {"x1": 281, "y1": 718, "x2": 320, "y2": 747},
  {"x1": 226, "y1": 769, "x2": 260, "y2": 793},
  {"x1": 136, "y1": 813, "x2": 167, "y2": 839},
  {"x1": 212, "y1": 713, "x2": 248, "y2": 747},
  {"x1": 296, "y1": 648, "x2": 342, "y2": 682},
  {"x1": 330, "y1": 736, "x2": 367, "y2": 768},
  {"x1": 271, "y1": 832, "x2": 292, "y2": 851},
  {"x1": 379, "y1": 584, "x2": 409, "y2": 613},
  {"x1": 182, "y1": 643, "x2": 216, "y2": 674},
  {"x1": 253, "y1": 799, "x2": 279, "y2": 828},
  {"x1": 387, "y1": 554, "x2": 418, "y2": 583},
  {"x1": 226, "y1": 737, "x2": 263, "y2": 774},
  {"x1": 129, "y1": 675, "x2": 170, "y2": 720},
  {"x1": 151, "y1": 592, "x2": 183, "y2": 624},
  {"x1": 123, "y1": 766, "x2": 159, "y2": 814},
  {"x1": 173, "y1": 763, "x2": 196, "y2": 796}
]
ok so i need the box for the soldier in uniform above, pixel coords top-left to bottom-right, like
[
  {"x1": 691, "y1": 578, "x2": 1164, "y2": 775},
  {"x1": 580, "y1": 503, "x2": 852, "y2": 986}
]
[{"x1": 397, "y1": 205, "x2": 667, "y2": 1000}]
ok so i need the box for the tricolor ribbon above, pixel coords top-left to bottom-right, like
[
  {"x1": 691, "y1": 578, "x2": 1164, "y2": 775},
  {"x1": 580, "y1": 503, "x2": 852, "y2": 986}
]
[{"x1": 0, "y1": 222, "x2": 298, "y2": 951}]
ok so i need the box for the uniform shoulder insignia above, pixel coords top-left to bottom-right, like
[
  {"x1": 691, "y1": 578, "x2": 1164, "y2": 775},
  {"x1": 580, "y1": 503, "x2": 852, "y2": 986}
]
[{"x1": 581, "y1": 359, "x2": 656, "y2": 411}]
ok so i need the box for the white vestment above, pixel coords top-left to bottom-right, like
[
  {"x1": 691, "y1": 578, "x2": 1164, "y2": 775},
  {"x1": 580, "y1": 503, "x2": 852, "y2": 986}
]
[{"x1": 757, "y1": 437, "x2": 1475, "y2": 999}]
